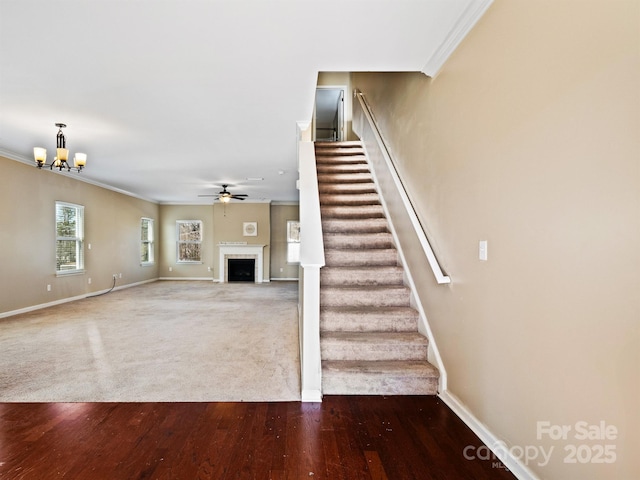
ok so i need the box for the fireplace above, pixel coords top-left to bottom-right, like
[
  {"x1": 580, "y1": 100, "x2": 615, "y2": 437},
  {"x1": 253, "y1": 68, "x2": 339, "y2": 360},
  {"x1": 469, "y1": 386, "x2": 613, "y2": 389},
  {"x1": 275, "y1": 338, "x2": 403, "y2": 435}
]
[
  {"x1": 218, "y1": 244, "x2": 265, "y2": 283},
  {"x1": 227, "y1": 258, "x2": 256, "y2": 282}
]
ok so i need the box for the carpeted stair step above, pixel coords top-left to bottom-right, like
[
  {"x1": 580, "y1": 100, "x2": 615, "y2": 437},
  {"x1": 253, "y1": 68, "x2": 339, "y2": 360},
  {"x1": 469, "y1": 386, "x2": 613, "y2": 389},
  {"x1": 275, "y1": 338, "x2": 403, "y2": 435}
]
[
  {"x1": 316, "y1": 163, "x2": 370, "y2": 174},
  {"x1": 321, "y1": 332, "x2": 428, "y2": 361},
  {"x1": 315, "y1": 140, "x2": 363, "y2": 148},
  {"x1": 315, "y1": 140, "x2": 440, "y2": 396},
  {"x1": 324, "y1": 249, "x2": 398, "y2": 267},
  {"x1": 320, "y1": 285, "x2": 411, "y2": 308},
  {"x1": 318, "y1": 182, "x2": 377, "y2": 195},
  {"x1": 322, "y1": 360, "x2": 439, "y2": 395},
  {"x1": 320, "y1": 306, "x2": 419, "y2": 332},
  {"x1": 315, "y1": 142, "x2": 364, "y2": 155},
  {"x1": 319, "y1": 193, "x2": 381, "y2": 206},
  {"x1": 317, "y1": 172, "x2": 373, "y2": 184},
  {"x1": 323, "y1": 232, "x2": 394, "y2": 249},
  {"x1": 321, "y1": 204, "x2": 385, "y2": 219},
  {"x1": 315, "y1": 147, "x2": 365, "y2": 157},
  {"x1": 322, "y1": 218, "x2": 389, "y2": 234},
  {"x1": 315, "y1": 140, "x2": 362, "y2": 148},
  {"x1": 316, "y1": 158, "x2": 369, "y2": 168},
  {"x1": 321, "y1": 265, "x2": 404, "y2": 286}
]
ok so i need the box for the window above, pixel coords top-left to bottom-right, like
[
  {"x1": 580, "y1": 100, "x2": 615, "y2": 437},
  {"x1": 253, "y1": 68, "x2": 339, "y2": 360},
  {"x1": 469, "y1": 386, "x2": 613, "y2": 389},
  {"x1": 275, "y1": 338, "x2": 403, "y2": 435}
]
[
  {"x1": 287, "y1": 220, "x2": 300, "y2": 264},
  {"x1": 141, "y1": 218, "x2": 154, "y2": 265},
  {"x1": 55, "y1": 202, "x2": 84, "y2": 274},
  {"x1": 176, "y1": 220, "x2": 202, "y2": 263}
]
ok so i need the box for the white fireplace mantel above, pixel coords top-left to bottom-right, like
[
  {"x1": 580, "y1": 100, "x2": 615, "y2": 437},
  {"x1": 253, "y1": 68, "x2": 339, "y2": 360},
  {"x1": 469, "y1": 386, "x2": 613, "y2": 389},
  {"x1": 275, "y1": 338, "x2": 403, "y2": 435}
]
[{"x1": 218, "y1": 244, "x2": 266, "y2": 283}]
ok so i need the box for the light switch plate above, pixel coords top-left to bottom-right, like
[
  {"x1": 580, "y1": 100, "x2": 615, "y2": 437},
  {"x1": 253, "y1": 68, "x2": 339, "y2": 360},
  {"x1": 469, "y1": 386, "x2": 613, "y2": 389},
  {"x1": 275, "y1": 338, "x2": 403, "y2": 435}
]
[{"x1": 479, "y1": 240, "x2": 488, "y2": 261}]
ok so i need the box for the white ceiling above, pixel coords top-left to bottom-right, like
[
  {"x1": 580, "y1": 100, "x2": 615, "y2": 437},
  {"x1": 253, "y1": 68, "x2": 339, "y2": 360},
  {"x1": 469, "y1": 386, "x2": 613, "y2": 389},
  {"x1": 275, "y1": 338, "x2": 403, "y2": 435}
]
[{"x1": 0, "y1": 0, "x2": 490, "y2": 204}]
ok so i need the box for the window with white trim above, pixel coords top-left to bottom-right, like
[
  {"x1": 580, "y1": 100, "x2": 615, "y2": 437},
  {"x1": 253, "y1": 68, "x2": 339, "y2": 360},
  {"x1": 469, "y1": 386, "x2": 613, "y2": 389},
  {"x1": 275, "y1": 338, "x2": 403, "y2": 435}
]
[
  {"x1": 141, "y1": 217, "x2": 154, "y2": 265},
  {"x1": 176, "y1": 220, "x2": 202, "y2": 263},
  {"x1": 55, "y1": 201, "x2": 84, "y2": 274},
  {"x1": 286, "y1": 220, "x2": 300, "y2": 264}
]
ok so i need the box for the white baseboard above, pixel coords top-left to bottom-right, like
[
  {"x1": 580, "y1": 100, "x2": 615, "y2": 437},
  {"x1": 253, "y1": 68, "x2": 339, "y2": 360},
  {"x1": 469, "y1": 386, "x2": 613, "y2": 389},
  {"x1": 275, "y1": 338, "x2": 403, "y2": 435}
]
[
  {"x1": 301, "y1": 389, "x2": 322, "y2": 403},
  {"x1": 0, "y1": 278, "x2": 158, "y2": 319},
  {"x1": 207, "y1": 279, "x2": 274, "y2": 283},
  {"x1": 158, "y1": 277, "x2": 214, "y2": 281},
  {"x1": 270, "y1": 278, "x2": 299, "y2": 282},
  {"x1": 439, "y1": 390, "x2": 540, "y2": 480}
]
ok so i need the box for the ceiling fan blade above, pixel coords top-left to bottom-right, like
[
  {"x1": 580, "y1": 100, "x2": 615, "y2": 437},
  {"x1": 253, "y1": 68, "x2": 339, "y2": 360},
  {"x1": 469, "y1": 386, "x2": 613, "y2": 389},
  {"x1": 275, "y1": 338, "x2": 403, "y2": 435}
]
[{"x1": 203, "y1": 184, "x2": 248, "y2": 201}]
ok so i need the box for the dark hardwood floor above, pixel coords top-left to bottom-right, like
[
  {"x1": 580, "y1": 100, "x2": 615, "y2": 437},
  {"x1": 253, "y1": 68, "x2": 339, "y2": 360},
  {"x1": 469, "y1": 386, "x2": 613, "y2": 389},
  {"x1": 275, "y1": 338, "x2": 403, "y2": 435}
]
[{"x1": 0, "y1": 396, "x2": 516, "y2": 479}]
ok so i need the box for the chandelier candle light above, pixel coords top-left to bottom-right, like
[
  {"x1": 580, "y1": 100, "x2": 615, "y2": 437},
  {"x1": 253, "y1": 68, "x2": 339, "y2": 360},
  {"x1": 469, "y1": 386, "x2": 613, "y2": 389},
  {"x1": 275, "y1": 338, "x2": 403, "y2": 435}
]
[{"x1": 33, "y1": 123, "x2": 87, "y2": 172}]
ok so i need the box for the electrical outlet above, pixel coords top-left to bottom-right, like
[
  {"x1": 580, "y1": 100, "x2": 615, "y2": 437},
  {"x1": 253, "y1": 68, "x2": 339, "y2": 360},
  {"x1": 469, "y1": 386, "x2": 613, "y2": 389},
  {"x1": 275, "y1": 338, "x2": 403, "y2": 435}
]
[
  {"x1": 119, "y1": 273, "x2": 122, "y2": 279},
  {"x1": 88, "y1": 278, "x2": 92, "y2": 285},
  {"x1": 47, "y1": 284, "x2": 51, "y2": 292}
]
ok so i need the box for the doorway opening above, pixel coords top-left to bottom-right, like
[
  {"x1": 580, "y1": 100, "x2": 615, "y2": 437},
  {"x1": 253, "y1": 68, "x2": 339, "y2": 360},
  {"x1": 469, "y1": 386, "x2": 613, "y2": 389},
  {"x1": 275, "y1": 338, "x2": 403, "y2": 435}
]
[{"x1": 314, "y1": 87, "x2": 345, "y2": 142}]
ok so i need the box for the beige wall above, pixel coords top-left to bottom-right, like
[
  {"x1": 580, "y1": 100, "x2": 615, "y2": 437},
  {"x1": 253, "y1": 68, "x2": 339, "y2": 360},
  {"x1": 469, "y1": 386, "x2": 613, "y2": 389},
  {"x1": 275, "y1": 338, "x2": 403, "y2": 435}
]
[
  {"x1": 270, "y1": 203, "x2": 300, "y2": 279},
  {"x1": 352, "y1": 1, "x2": 639, "y2": 478},
  {"x1": 0, "y1": 156, "x2": 159, "y2": 315},
  {"x1": 0, "y1": 179, "x2": 295, "y2": 313},
  {"x1": 212, "y1": 202, "x2": 271, "y2": 282},
  {"x1": 157, "y1": 202, "x2": 298, "y2": 282},
  {"x1": 158, "y1": 204, "x2": 215, "y2": 279}
]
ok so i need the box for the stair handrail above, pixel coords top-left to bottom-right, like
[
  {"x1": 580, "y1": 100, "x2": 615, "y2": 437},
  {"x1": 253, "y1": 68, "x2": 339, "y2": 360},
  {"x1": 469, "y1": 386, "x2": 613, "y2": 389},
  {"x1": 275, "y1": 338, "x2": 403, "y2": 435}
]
[
  {"x1": 354, "y1": 91, "x2": 451, "y2": 285},
  {"x1": 297, "y1": 138, "x2": 324, "y2": 402}
]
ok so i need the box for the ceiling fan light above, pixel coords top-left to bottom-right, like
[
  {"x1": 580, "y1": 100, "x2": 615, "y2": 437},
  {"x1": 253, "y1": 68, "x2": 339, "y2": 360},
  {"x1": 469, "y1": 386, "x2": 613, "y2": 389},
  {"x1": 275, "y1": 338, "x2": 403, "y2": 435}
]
[{"x1": 220, "y1": 194, "x2": 231, "y2": 203}]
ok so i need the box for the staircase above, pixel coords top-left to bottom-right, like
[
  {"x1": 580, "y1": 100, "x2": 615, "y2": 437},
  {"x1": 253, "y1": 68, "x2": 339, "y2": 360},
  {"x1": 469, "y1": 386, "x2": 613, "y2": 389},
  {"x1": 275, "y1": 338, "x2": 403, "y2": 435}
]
[{"x1": 315, "y1": 140, "x2": 439, "y2": 395}]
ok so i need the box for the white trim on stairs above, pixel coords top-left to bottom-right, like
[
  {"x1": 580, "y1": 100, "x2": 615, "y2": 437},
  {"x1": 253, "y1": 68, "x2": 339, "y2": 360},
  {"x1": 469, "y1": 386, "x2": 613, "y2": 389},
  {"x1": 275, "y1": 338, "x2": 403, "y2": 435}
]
[
  {"x1": 298, "y1": 139, "x2": 325, "y2": 402},
  {"x1": 439, "y1": 390, "x2": 541, "y2": 480},
  {"x1": 352, "y1": 95, "x2": 449, "y2": 392},
  {"x1": 361, "y1": 148, "x2": 448, "y2": 392}
]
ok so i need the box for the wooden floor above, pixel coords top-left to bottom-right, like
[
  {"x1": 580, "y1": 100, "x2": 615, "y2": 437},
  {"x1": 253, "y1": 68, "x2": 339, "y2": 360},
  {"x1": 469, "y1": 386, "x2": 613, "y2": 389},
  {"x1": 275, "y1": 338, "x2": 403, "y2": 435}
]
[{"x1": 0, "y1": 396, "x2": 516, "y2": 479}]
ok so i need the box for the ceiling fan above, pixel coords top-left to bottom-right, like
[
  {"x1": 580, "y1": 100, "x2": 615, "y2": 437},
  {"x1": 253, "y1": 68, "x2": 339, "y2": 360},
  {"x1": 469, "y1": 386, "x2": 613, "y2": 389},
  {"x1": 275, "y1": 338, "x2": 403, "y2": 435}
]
[{"x1": 199, "y1": 184, "x2": 248, "y2": 203}]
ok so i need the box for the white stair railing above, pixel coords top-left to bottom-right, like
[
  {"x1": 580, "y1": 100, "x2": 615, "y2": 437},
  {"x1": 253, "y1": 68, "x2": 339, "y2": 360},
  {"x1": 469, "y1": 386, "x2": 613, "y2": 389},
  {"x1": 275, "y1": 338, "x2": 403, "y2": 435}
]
[{"x1": 297, "y1": 139, "x2": 324, "y2": 402}]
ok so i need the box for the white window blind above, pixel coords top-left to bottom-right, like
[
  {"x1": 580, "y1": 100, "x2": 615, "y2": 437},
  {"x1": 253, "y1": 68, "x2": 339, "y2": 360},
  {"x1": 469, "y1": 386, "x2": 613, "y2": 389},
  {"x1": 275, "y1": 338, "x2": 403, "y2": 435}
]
[
  {"x1": 176, "y1": 220, "x2": 202, "y2": 263},
  {"x1": 141, "y1": 217, "x2": 154, "y2": 264},
  {"x1": 55, "y1": 201, "x2": 84, "y2": 274}
]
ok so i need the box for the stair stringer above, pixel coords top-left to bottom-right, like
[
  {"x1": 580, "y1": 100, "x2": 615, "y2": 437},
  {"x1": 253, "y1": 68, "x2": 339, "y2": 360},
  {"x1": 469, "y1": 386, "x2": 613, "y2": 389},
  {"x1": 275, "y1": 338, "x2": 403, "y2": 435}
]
[{"x1": 358, "y1": 145, "x2": 448, "y2": 393}]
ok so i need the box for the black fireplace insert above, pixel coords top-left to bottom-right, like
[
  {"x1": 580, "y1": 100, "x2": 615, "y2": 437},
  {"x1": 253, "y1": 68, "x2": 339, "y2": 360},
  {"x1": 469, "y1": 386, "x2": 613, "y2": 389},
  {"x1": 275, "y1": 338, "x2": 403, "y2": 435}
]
[{"x1": 227, "y1": 258, "x2": 256, "y2": 282}]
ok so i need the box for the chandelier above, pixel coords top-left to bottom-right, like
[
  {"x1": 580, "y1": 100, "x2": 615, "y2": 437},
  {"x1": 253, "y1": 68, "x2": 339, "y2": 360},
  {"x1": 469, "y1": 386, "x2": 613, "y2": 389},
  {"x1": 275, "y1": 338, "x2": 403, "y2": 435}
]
[{"x1": 33, "y1": 123, "x2": 87, "y2": 172}]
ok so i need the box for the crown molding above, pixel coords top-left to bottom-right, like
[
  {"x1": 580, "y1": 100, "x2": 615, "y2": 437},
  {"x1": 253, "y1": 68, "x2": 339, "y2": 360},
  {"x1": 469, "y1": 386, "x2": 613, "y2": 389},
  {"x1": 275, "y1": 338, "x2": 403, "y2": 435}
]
[
  {"x1": 421, "y1": 0, "x2": 494, "y2": 78},
  {"x1": 0, "y1": 147, "x2": 158, "y2": 204}
]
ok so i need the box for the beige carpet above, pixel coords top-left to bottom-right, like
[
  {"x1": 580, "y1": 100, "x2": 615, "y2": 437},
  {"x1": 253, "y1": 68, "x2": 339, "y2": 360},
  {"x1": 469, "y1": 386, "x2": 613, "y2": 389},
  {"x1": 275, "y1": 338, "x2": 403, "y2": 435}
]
[{"x1": 0, "y1": 281, "x2": 301, "y2": 402}]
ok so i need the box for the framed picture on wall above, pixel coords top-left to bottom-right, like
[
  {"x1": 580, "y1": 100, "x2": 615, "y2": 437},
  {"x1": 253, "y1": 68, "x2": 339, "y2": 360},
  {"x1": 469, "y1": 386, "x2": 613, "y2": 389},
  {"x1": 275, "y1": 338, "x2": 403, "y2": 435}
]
[{"x1": 243, "y1": 222, "x2": 257, "y2": 236}]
